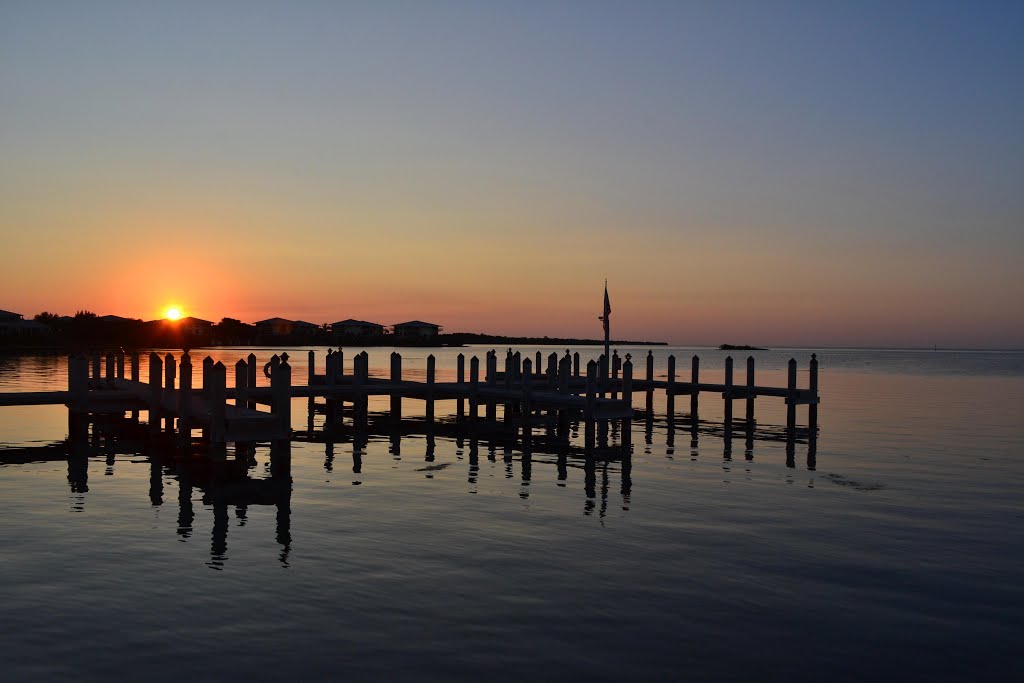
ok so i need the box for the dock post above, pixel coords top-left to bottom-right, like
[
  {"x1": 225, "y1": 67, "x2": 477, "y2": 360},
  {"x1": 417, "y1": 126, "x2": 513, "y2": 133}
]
[
  {"x1": 558, "y1": 355, "x2": 570, "y2": 393},
  {"x1": 535, "y1": 351, "x2": 542, "y2": 377},
  {"x1": 584, "y1": 360, "x2": 597, "y2": 451},
  {"x1": 598, "y1": 353, "x2": 609, "y2": 398},
  {"x1": 786, "y1": 358, "x2": 798, "y2": 443},
  {"x1": 521, "y1": 358, "x2": 532, "y2": 420},
  {"x1": 645, "y1": 350, "x2": 654, "y2": 413},
  {"x1": 324, "y1": 350, "x2": 338, "y2": 425},
  {"x1": 247, "y1": 353, "x2": 257, "y2": 409},
  {"x1": 308, "y1": 350, "x2": 315, "y2": 385},
  {"x1": 573, "y1": 352, "x2": 580, "y2": 378},
  {"x1": 486, "y1": 351, "x2": 497, "y2": 420},
  {"x1": 68, "y1": 354, "x2": 88, "y2": 414},
  {"x1": 457, "y1": 353, "x2": 465, "y2": 420},
  {"x1": 352, "y1": 352, "x2": 365, "y2": 424},
  {"x1": 469, "y1": 356, "x2": 480, "y2": 421},
  {"x1": 610, "y1": 352, "x2": 618, "y2": 401},
  {"x1": 164, "y1": 351, "x2": 176, "y2": 393},
  {"x1": 164, "y1": 353, "x2": 177, "y2": 430},
  {"x1": 622, "y1": 355, "x2": 633, "y2": 446},
  {"x1": 724, "y1": 356, "x2": 734, "y2": 454},
  {"x1": 105, "y1": 352, "x2": 115, "y2": 388},
  {"x1": 178, "y1": 353, "x2": 192, "y2": 443},
  {"x1": 547, "y1": 353, "x2": 558, "y2": 387},
  {"x1": 746, "y1": 356, "x2": 756, "y2": 425},
  {"x1": 235, "y1": 359, "x2": 248, "y2": 408},
  {"x1": 622, "y1": 355, "x2": 633, "y2": 411},
  {"x1": 585, "y1": 359, "x2": 597, "y2": 421},
  {"x1": 271, "y1": 358, "x2": 292, "y2": 436},
  {"x1": 666, "y1": 354, "x2": 676, "y2": 416},
  {"x1": 116, "y1": 349, "x2": 125, "y2": 380},
  {"x1": 210, "y1": 361, "x2": 227, "y2": 446},
  {"x1": 337, "y1": 349, "x2": 344, "y2": 379},
  {"x1": 91, "y1": 353, "x2": 101, "y2": 384},
  {"x1": 809, "y1": 352, "x2": 819, "y2": 437},
  {"x1": 389, "y1": 350, "x2": 401, "y2": 382},
  {"x1": 148, "y1": 352, "x2": 163, "y2": 432},
  {"x1": 690, "y1": 355, "x2": 700, "y2": 419},
  {"x1": 131, "y1": 352, "x2": 140, "y2": 383},
  {"x1": 390, "y1": 352, "x2": 402, "y2": 419},
  {"x1": 426, "y1": 354, "x2": 436, "y2": 422},
  {"x1": 203, "y1": 356, "x2": 214, "y2": 391}
]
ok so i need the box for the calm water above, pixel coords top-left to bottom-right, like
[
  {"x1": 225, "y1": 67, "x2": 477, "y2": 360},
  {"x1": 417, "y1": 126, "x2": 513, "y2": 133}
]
[{"x1": 1, "y1": 346, "x2": 1022, "y2": 681}]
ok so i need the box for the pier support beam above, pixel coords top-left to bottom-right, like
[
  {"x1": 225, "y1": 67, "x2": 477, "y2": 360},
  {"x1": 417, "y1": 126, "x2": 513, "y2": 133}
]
[
  {"x1": 666, "y1": 354, "x2": 676, "y2": 416},
  {"x1": 179, "y1": 353, "x2": 192, "y2": 444},
  {"x1": 390, "y1": 352, "x2": 402, "y2": 420},
  {"x1": 272, "y1": 357, "x2": 292, "y2": 436},
  {"x1": 209, "y1": 361, "x2": 227, "y2": 448},
  {"x1": 469, "y1": 356, "x2": 480, "y2": 421},
  {"x1": 786, "y1": 358, "x2": 798, "y2": 452},
  {"x1": 724, "y1": 356, "x2": 733, "y2": 456},
  {"x1": 456, "y1": 353, "x2": 465, "y2": 420},
  {"x1": 426, "y1": 354, "x2": 436, "y2": 422},
  {"x1": 148, "y1": 352, "x2": 163, "y2": 432}
]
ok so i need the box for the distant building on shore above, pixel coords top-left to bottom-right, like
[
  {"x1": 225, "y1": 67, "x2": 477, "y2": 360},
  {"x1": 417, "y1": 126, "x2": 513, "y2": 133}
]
[
  {"x1": 256, "y1": 318, "x2": 297, "y2": 336},
  {"x1": 0, "y1": 310, "x2": 49, "y2": 337},
  {"x1": 256, "y1": 318, "x2": 320, "y2": 337},
  {"x1": 392, "y1": 320, "x2": 442, "y2": 338},
  {"x1": 331, "y1": 319, "x2": 385, "y2": 336},
  {"x1": 178, "y1": 316, "x2": 214, "y2": 336},
  {"x1": 292, "y1": 320, "x2": 320, "y2": 336}
]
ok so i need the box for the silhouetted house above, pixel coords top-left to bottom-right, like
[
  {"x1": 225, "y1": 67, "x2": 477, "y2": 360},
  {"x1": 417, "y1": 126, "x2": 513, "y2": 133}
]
[
  {"x1": 392, "y1": 320, "x2": 442, "y2": 338},
  {"x1": 331, "y1": 319, "x2": 385, "y2": 336},
  {"x1": 97, "y1": 314, "x2": 135, "y2": 324},
  {"x1": 255, "y1": 318, "x2": 296, "y2": 336},
  {"x1": 0, "y1": 310, "x2": 49, "y2": 337},
  {"x1": 178, "y1": 316, "x2": 214, "y2": 336},
  {"x1": 293, "y1": 320, "x2": 320, "y2": 336}
]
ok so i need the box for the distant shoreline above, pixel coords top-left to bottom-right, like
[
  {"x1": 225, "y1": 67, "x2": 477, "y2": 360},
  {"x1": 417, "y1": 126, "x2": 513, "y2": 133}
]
[{"x1": 0, "y1": 331, "x2": 668, "y2": 352}]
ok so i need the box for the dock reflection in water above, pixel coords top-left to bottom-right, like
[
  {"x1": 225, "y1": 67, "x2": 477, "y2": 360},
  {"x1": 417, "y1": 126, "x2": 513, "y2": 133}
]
[{"x1": 0, "y1": 395, "x2": 816, "y2": 569}]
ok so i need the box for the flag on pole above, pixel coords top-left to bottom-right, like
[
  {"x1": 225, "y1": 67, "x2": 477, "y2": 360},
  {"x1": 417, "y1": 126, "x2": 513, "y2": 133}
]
[{"x1": 601, "y1": 282, "x2": 611, "y2": 336}]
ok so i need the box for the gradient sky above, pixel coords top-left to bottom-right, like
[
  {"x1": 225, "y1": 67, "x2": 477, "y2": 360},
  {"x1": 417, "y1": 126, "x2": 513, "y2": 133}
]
[{"x1": 2, "y1": 1, "x2": 1022, "y2": 347}]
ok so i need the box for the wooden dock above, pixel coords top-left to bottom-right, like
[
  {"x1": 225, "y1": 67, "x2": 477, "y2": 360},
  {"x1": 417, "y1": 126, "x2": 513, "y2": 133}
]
[{"x1": 0, "y1": 348, "x2": 820, "y2": 454}]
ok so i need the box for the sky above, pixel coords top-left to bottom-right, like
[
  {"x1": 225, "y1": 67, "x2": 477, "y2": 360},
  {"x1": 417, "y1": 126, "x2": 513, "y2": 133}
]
[{"x1": 2, "y1": 1, "x2": 1022, "y2": 348}]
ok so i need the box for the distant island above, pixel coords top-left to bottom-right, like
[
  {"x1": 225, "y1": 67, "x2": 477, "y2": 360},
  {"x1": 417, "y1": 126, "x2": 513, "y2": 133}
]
[{"x1": 719, "y1": 344, "x2": 767, "y2": 351}]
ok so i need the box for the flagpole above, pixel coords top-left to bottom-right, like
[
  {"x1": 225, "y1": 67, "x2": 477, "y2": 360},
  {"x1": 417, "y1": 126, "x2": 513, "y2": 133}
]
[{"x1": 603, "y1": 280, "x2": 610, "y2": 373}]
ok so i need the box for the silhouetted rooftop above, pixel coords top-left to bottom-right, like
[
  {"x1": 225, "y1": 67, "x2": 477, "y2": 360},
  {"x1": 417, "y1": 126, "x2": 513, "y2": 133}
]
[
  {"x1": 331, "y1": 318, "x2": 384, "y2": 327},
  {"x1": 393, "y1": 320, "x2": 441, "y2": 328}
]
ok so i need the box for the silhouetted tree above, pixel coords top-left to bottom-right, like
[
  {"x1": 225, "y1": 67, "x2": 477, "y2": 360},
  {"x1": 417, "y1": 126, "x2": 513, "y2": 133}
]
[{"x1": 34, "y1": 312, "x2": 60, "y2": 324}]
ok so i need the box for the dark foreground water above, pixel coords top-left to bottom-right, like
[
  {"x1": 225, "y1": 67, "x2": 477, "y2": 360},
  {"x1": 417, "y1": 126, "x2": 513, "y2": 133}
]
[{"x1": 1, "y1": 346, "x2": 1022, "y2": 681}]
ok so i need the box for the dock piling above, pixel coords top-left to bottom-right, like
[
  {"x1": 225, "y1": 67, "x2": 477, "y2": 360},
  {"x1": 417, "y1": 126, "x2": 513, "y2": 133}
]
[
  {"x1": 209, "y1": 361, "x2": 227, "y2": 446},
  {"x1": 724, "y1": 356, "x2": 734, "y2": 452},
  {"x1": 786, "y1": 358, "x2": 798, "y2": 442},
  {"x1": 690, "y1": 355, "x2": 700, "y2": 419},
  {"x1": 469, "y1": 355, "x2": 480, "y2": 420},
  {"x1": 179, "y1": 353, "x2": 192, "y2": 442}
]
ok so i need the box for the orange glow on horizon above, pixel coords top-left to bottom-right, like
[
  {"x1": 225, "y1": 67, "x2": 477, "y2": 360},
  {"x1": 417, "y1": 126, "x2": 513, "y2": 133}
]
[{"x1": 165, "y1": 307, "x2": 183, "y2": 321}]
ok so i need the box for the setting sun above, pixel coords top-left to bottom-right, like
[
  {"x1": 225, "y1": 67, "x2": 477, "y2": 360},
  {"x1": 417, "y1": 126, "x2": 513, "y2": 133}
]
[{"x1": 165, "y1": 307, "x2": 183, "y2": 321}]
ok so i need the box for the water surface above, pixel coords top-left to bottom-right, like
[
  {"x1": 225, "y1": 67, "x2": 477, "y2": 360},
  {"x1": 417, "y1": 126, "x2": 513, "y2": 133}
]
[{"x1": 1, "y1": 346, "x2": 1021, "y2": 681}]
